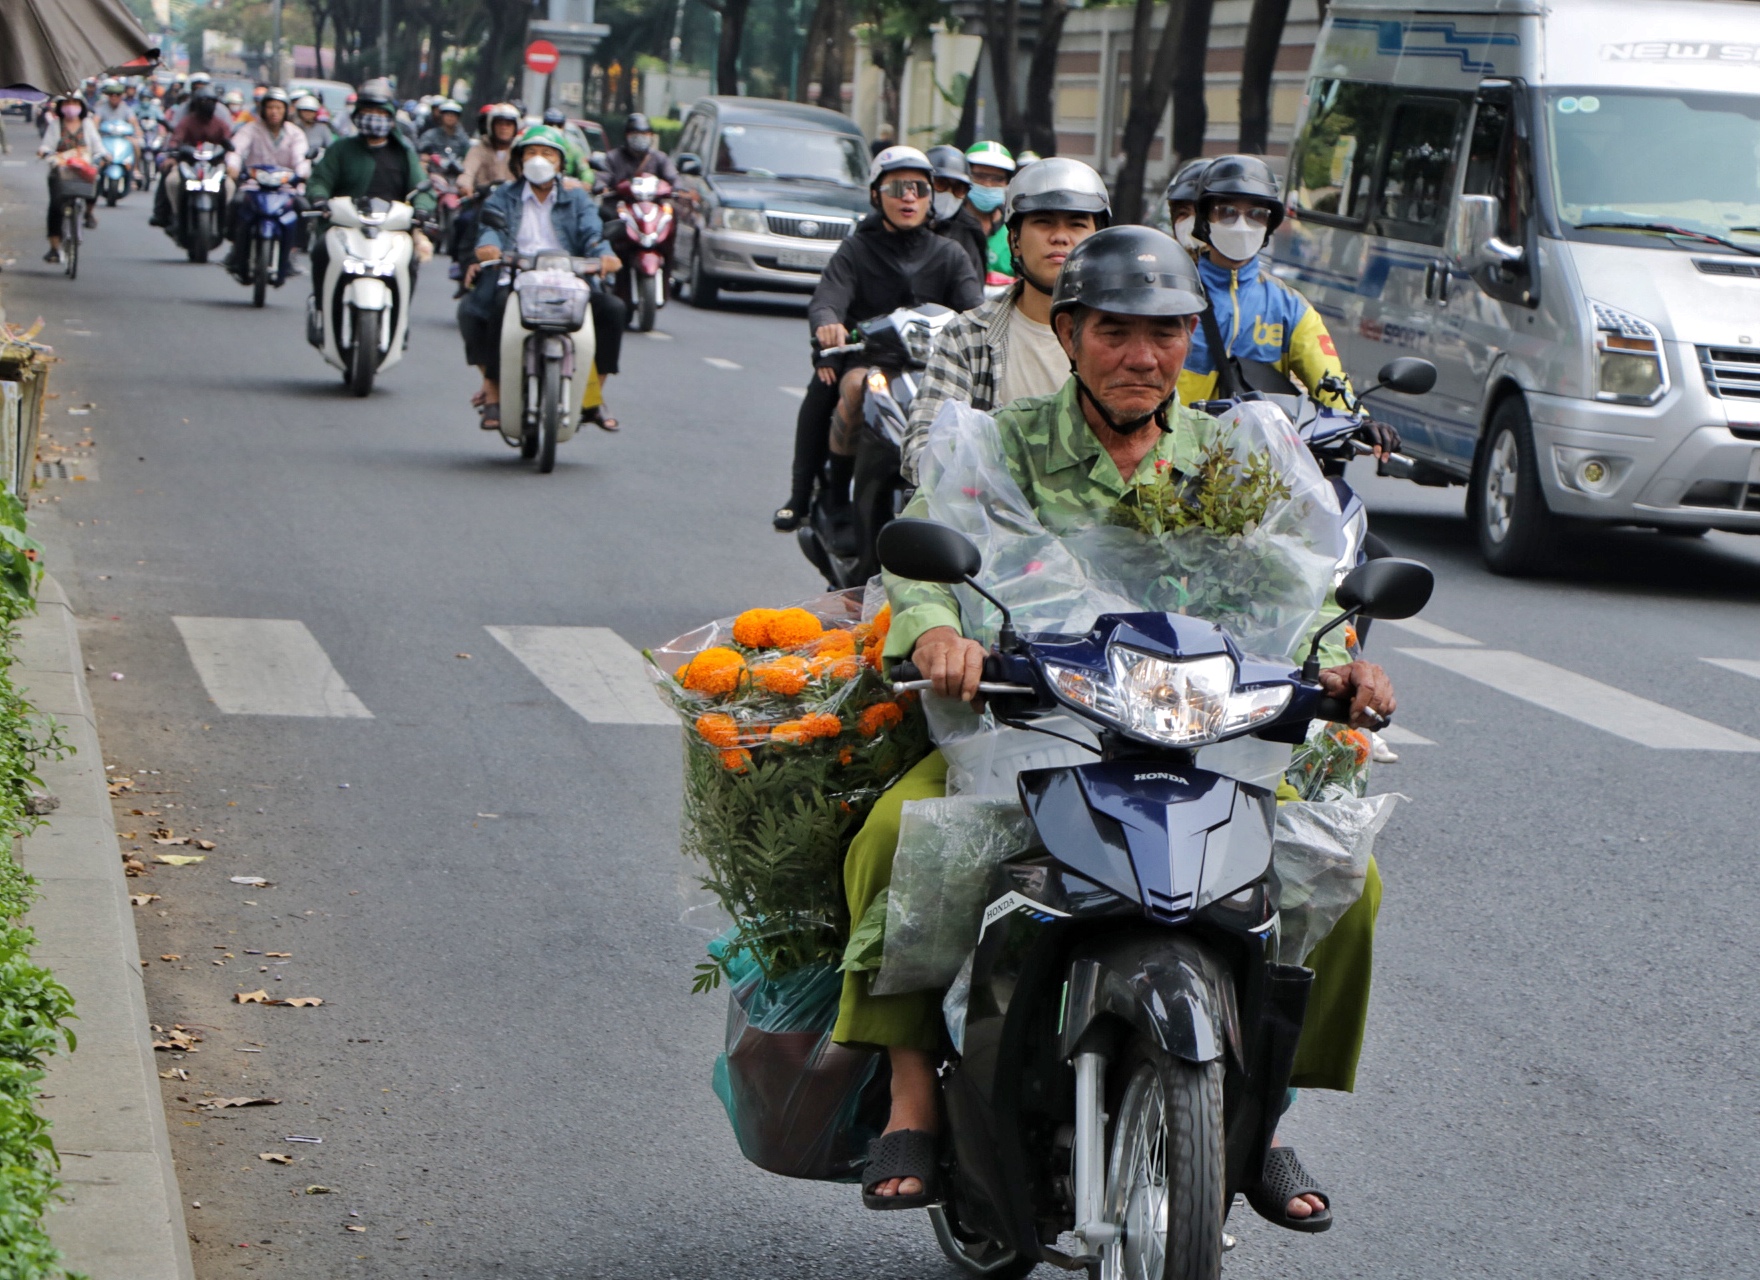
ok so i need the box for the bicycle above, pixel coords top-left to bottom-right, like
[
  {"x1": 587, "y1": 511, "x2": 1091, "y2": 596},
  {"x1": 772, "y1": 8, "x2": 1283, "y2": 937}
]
[{"x1": 54, "y1": 159, "x2": 98, "y2": 281}]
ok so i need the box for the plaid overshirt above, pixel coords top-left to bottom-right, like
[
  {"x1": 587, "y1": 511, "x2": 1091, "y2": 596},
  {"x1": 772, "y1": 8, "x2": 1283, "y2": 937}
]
[{"x1": 900, "y1": 283, "x2": 1024, "y2": 485}]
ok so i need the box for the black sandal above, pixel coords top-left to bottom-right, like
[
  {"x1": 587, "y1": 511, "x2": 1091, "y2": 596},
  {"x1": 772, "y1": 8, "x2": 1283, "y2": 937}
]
[
  {"x1": 580, "y1": 405, "x2": 619, "y2": 432},
  {"x1": 1246, "y1": 1146, "x2": 1333, "y2": 1233},
  {"x1": 772, "y1": 505, "x2": 804, "y2": 532},
  {"x1": 480, "y1": 402, "x2": 501, "y2": 433},
  {"x1": 860, "y1": 1129, "x2": 937, "y2": 1211}
]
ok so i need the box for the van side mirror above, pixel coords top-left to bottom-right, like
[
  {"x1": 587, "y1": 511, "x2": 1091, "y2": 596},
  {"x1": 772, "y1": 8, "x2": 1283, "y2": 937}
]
[
  {"x1": 1449, "y1": 194, "x2": 1524, "y2": 272},
  {"x1": 676, "y1": 152, "x2": 703, "y2": 176}
]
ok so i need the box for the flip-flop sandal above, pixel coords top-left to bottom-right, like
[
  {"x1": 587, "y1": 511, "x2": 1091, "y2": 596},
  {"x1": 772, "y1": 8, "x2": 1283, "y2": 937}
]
[
  {"x1": 581, "y1": 405, "x2": 620, "y2": 432},
  {"x1": 1246, "y1": 1146, "x2": 1333, "y2": 1233},
  {"x1": 480, "y1": 403, "x2": 501, "y2": 433},
  {"x1": 860, "y1": 1129, "x2": 937, "y2": 1211}
]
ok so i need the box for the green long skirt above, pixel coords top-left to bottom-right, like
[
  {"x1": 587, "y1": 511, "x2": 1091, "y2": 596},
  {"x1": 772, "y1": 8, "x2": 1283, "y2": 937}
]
[{"x1": 830, "y1": 750, "x2": 1381, "y2": 1092}]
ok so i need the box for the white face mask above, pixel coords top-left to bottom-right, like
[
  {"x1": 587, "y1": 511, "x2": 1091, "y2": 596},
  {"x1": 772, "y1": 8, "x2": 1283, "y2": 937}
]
[
  {"x1": 1173, "y1": 214, "x2": 1198, "y2": 252},
  {"x1": 932, "y1": 191, "x2": 964, "y2": 223},
  {"x1": 522, "y1": 156, "x2": 557, "y2": 187},
  {"x1": 1208, "y1": 221, "x2": 1266, "y2": 262}
]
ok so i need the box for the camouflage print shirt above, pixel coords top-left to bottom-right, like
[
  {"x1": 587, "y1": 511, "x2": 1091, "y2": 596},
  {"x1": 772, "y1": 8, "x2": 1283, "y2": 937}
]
[
  {"x1": 885, "y1": 377, "x2": 1222, "y2": 659},
  {"x1": 884, "y1": 377, "x2": 1352, "y2": 668}
]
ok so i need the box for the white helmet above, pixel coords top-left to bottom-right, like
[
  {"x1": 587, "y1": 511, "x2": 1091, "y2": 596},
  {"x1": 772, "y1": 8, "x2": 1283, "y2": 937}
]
[
  {"x1": 1004, "y1": 156, "x2": 1112, "y2": 227},
  {"x1": 293, "y1": 94, "x2": 321, "y2": 114},
  {"x1": 868, "y1": 144, "x2": 933, "y2": 188}
]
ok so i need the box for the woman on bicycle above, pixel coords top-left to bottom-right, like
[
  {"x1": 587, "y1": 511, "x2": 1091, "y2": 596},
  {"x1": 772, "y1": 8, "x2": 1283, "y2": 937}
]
[{"x1": 37, "y1": 95, "x2": 101, "y2": 263}]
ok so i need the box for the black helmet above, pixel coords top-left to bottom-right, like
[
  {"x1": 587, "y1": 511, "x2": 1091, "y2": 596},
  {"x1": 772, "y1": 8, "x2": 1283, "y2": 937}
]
[
  {"x1": 624, "y1": 112, "x2": 652, "y2": 135},
  {"x1": 1050, "y1": 225, "x2": 1207, "y2": 322},
  {"x1": 1196, "y1": 153, "x2": 1284, "y2": 235},
  {"x1": 190, "y1": 82, "x2": 218, "y2": 103},
  {"x1": 924, "y1": 144, "x2": 970, "y2": 187},
  {"x1": 543, "y1": 106, "x2": 567, "y2": 127},
  {"x1": 1164, "y1": 158, "x2": 1210, "y2": 207}
]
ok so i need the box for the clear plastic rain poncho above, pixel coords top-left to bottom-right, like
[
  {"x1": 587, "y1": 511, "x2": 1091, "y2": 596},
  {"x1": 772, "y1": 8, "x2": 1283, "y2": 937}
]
[{"x1": 871, "y1": 400, "x2": 1392, "y2": 993}]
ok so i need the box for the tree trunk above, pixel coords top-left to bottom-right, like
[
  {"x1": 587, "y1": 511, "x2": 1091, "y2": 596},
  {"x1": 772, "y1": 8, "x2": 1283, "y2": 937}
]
[
  {"x1": 1238, "y1": 0, "x2": 1292, "y2": 153},
  {"x1": 955, "y1": 41, "x2": 982, "y2": 148},
  {"x1": 706, "y1": 0, "x2": 753, "y2": 96},
  {"x1": 984, "y1": 0, "x2": 1024, "y2": 152},
  {"x1": 465, "y1": 0, "x2": 517, "y2": 115},
  {"x1": 1114, "y1": 0, "x2": 1190, "y2": 225},
  {"x1": 1170, "y1": 0, "x2": 1215, "y2": 163},
  {"x1": 816, "y1": 0, "x2": 846, "y2": 112},
  {"x1": 1023, "y1": 0, "x2": 1068, "y2": 156}
]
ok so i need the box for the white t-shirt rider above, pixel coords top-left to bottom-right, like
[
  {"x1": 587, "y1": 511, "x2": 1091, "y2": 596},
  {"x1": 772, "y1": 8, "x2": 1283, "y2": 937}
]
[{"x1": 995, "y1": 307, "x2": 1071, "y2": 409}]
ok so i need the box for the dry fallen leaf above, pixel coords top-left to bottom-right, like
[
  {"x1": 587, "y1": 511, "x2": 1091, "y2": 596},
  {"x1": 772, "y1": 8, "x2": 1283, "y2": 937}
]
[
  {"x1": 345, "y1": 1225, "x2": 366, "y2": 1233},
  {"x1": 234, "y1": 990, "x2": 270, "y2": 1004},
  {"x1": 229, "y1": 876, "x2": 270, "y2": 887},
  {"x1": 129, "y1": 893, "x2": 161, "y2": 907},
  {"x1": 160, "y1": 954, "x2": 181, "y2": 961},
  {"x1": 195, "y1": 839, "x2": 217, "y2": 851},
  {"x1": 264, "y1": 952, "x2": 291, "y2": 958},
  {"x1": 199, "y1": 1097, "x2": 280, "y2": 1109},
  {"x1": 276, "y1": 997, "x2": 323, "y2": 1008},
  {"x1": 151, "y1": 1028, "x2": 200, "y2": 1051},
  {"x1": 257, "y1": 1153, "x2": 293, "y2": 1165},
  {"x1": 123, "y1": 859, "x2": 149, "y2": 876},
  {"x1": 153, "y1": 854, "x2": 204, "y2": 866},
  {"x1": 304, "y1": 1185, "x2": 331, "y2": 1195},
  {"x1": 107, "y1": 777, "x2": 135, "y2": 795},
  {"x1": 159, "y1": 1067, "x2": 189, "y2": 1081}
]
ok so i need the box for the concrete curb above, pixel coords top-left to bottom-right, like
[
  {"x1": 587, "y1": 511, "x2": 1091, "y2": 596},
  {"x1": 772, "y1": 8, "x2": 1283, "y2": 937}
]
[{"x1": 14, "y1": 577, "x2": 194, "y2": 1280}]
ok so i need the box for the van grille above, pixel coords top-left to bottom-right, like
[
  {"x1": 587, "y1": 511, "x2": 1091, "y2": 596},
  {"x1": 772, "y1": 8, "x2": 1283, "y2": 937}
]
[
  {"x1": 766, "y1": 213, "x2": 852, "y2": 241},
  {"x1": 1699, "y1": 346, "x2": 1760, "y2": 399},
  {"x1": 1694, "y1": 258, "x2": 1760, "y2": 278}
]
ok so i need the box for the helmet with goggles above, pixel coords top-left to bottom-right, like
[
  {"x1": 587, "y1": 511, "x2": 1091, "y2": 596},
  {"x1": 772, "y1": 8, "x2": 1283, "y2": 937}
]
[{"x1": 1195, "y1": 153, "x2": 1284, "y2": 240}]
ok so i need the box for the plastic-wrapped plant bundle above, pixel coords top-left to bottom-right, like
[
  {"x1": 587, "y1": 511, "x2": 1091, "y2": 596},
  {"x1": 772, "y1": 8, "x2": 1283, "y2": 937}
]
[
  {"x1": 647, "y1": 591, "x2": 932, "y2": 980},
  {"x1": 1286, "y1": 720, "x2": 1375, "y2": 800},
  {"x1": 1271, "y1": 793, "x2": 1400, "y2": 965},
  {"x1": 870, "y1": 796, "x2": 1037, "y2": 995},
  {"x1": 707, "y1": 930, "x2": 886, "y2": 1181}
]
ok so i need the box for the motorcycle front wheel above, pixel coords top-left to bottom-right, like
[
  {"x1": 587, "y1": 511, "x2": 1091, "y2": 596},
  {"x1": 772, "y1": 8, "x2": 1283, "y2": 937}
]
[
  {"x1": 187, "y1": 213, "x2": 210, "y2": 263},
  {"x1": 346, "y1": 307, "x2": 379, "y2": 397},
  {"x1": 1100, "y1": 1044, "x2": 1224, "y2": 1280},
  {"x1": 536, "y1": 359, "x2": 561, "y2": 473},
  {"x1": 61, "y1": 201, "x2": 80, "y2": 280},
  {"x1": 251, "y1": 239, "x2": 270, "y2": 308},
  {"x1": 637, "y1": 272, "x2": 658, "y2": 332}
]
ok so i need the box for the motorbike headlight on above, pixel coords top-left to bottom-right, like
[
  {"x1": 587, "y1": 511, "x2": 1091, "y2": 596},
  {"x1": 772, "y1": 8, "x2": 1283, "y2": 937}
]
[
  {"x1": 1590, "y1": 301, "x2": 1668, "y2": 404},
  {"x1": 866, "y1": 369, "x2": 889, "y2": 395},
  {"x1": 1045, "y1": 649, "x2": 1292, "y2": 748},
  {"x1": 712, "y1": 206, "x2": 766, "y2": 234},
  {"x1": 343, "y1": 257, "x2": 394, "y2": 277}
]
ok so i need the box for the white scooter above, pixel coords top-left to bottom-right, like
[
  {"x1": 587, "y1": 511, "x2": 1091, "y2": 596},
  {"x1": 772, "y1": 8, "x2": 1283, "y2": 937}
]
[{"x1": 305, "y1": 196, "x2": 418, "y2": 397}]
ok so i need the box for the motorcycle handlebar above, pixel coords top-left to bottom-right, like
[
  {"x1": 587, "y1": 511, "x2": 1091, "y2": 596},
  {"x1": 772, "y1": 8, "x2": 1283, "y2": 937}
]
[{"x1": 819, "y1": 342, "x2": 863, "y2": 357}]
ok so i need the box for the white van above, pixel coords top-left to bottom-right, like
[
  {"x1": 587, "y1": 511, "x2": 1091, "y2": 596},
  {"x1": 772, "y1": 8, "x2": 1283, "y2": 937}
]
[{"x1": 1275, "y1": 0, "x2": 1760, "y2": 572}]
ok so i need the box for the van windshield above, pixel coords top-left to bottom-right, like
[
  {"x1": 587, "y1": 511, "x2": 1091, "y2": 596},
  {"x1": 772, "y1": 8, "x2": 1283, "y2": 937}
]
[
  {"x1": 715, "y1": 124, "x2": 867, "y2": 185},
  {"x1": 1548, "y1": 88, "x2": 1760, "y2": 246}
]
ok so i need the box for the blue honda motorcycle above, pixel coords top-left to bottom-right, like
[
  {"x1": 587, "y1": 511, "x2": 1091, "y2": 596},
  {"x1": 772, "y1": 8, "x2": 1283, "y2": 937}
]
[
  {"x1": 237, "y1": 165, "x2": 302, "y2": 309},
  {"x1": 874, "y1": 517, "x2": 1433, "y2": 1280},
  {"x1": 98, "y1": 120, "x2": 135, "y2": 206}
]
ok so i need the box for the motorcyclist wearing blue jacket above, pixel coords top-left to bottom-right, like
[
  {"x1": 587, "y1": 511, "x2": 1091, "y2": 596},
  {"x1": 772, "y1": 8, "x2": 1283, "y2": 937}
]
[{"x1": 457, "y1": 125, "x2": 629, "y2": 432}]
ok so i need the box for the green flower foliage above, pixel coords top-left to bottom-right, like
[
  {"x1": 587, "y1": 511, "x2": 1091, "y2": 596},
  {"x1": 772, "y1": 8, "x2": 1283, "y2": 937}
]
[{"x1": 1114, "y1": 435, "x2": 1293, "y2": 540}]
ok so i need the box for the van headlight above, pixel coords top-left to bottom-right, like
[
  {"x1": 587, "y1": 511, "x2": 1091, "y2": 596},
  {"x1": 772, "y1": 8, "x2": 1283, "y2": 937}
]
[
  {"x1": 1045, "y1": 650, "x2": 1291, "y2": 748},
  {"x1": 712, "y1": 207, "x2": 765, "y2": 234},
  {"x1": 1590, "y1": 301, "x2": 1668, "y2": 404}
]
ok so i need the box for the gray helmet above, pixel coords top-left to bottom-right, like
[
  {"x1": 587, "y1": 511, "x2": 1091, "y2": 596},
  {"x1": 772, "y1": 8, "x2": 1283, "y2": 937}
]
[
  {"x1": 1050, "y1": 225, "x2": 1207, "y2": 321},
  {"x1": 260, "y1": 87, "x2": 291, "y2": 109},
  {"x1": 924, "y1": 144, "x2": 971, "y2": 188},
  {"x1": 1164, "y1": 158, "x2": 1210, "y2": 207},
  {"x1": 1196, "y1": 153, "x2": 1284, "y2": 236},
  {"x1": 1004, "y1": 156, "x2": 1111, "y2": 228},
  {"x1": 354, "y1": 78, "x2": 397, "y2": 114}
]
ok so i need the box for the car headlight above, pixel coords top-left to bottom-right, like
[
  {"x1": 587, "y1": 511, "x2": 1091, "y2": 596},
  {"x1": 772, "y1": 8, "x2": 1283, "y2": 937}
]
[
  {"x1": 713, "y1": 206, "x2": 765, "y2": 234},
  {"x1": 1590, "y1": 301, "x2": 1668, "y2": 404},
  {"x1": 1045, "y1": 650, "x2": 1292, "y2": 748}
]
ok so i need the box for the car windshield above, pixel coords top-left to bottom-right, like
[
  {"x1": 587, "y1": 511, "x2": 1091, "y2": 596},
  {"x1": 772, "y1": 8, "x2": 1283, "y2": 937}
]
[
  {"x1": 714, "y1": 124, "x2": 866, "y2": 184},
  {"x1": 1548, "y1": 88, "x2": 1760, "y2": 245}
]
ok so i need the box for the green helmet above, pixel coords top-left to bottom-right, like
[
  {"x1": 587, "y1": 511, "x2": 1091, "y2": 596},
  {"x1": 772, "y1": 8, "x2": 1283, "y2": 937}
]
[
  {"x1": 965, "y1": 140, "x2": 1016, "y2": 174},
  {"x1": 511, "y1": 124, "x2": 570, "y2": 168}
]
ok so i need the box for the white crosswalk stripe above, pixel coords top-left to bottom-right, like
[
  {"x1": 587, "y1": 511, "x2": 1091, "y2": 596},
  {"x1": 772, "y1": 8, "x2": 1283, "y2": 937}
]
[
  {"x1": 1399, "y1": 648, "x2": 1760, "y2": 751},
  {"x1": 1703, "y1": 657, "x2": 1760, "y2": 682},
  {"x1": 702, "y1": 357, "x2": 741, "y2": 370},
  {"x1": 172, "y1": 617, "x2": 372, "y2": 718},
  {"x1": 487, "y1": 626, "x2": 676, "y2": 726},
  {"x1": 1379, "y1": 725, "x2": 1434, "y2": 746},
  {"x1": 778, "y1": 385, "x2": 806, "y2": 399},
  {"x1": 1376, "y1": 616, "x2": 1482, "y2": 646}
]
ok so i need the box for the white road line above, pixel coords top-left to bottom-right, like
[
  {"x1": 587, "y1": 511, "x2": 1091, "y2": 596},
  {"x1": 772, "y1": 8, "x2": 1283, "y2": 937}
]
[
  {"x1": 486, "y1": 626, "x2": 676, "y2": 726},
  {"x1": 171, "y1": 618, "x2": 373, "y2": 718},
  {"x1": 1399, "y1": 648, "x2": 1760, "y2": 751},
  {"x1": 703, "y1": 357, "x2": 742, "y2": 370},
  {"x1": 778, "y1": 385, "x2": 806, "y2": 399},
  {"x1": 1379, "y1": 725, "x2": 1435, "y2": 746},
  {"x1": 1703, "y1": 657, "x2": 1760, "y2": 682},
  {"x1": 1377, "y1": 617, "x2": 1482, "y2": 646},
  {"x1": 642, "y1": 330, "x2": 675, "y2": 341}
]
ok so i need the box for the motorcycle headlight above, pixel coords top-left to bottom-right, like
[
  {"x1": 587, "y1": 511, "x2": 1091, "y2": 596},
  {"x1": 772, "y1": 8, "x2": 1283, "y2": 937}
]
[
  {"x1": 1590, "y1": 301, "x2": 1668, "y2": 404},
  {"x1": 866, "y1": 369, "x2": 889, "y2": 395},
  {"x1": 901, "y1": 320, "x2": 936, "y2": 364},
  {"x1": 713, "y1": 206, "x2": 765, "y2": 234},
  {"x1": 1045, "y1": 650, "x2": 1291, "y2": 748}
]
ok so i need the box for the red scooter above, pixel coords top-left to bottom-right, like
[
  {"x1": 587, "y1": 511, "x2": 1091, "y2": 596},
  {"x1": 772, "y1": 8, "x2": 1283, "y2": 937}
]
[{"x1": 612, "y1": 174, "x2": 674, "y2": 332}]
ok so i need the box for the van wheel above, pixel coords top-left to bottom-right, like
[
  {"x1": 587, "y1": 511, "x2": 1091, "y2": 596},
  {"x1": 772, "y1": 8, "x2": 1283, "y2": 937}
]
[
  {"x1": 688, "y1": 246, "x2": 719, "y2": 308},
  {"x1": 1471, "y1": 397, "x2": 1559, "y2": 576}
]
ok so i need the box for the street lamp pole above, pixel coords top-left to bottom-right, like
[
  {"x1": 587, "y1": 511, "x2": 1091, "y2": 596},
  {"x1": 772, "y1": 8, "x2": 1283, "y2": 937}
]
[{"x1": 270, "y1": 0, "x2": 283, "y2": 86}]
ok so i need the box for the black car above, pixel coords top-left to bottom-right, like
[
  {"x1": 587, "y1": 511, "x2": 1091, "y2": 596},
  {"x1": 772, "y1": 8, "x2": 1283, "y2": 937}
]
[{"x1": 670, "y1": 96, "x2": 871, "y2": 306}]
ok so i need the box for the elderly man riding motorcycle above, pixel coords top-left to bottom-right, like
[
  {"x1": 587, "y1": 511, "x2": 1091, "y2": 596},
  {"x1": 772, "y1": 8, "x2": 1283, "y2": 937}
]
[{"x1": 840, "y1": 225, "x2": 1395, "y2": 1235}]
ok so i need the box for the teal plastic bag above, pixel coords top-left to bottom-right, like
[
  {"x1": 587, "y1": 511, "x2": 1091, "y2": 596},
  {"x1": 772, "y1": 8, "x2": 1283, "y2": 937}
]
[{"x1": 708, "y1": 930, "x2": 886, "y2": 1181}]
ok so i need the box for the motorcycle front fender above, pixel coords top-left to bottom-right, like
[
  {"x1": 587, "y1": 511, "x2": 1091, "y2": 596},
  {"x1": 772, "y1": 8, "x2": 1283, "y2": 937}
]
[
  {"x1": 1058, "y1": 938, "x2": 1240, "y2": 1067},
  {"x1": 191, "y1": 192, "x2": 214, "y2": 212},
  {"x1": 344, "y1": 277, "x2": 390, "y2": 310},
  {"x1": 638, "y1": 250, "x2": 663, "y2": 275}
]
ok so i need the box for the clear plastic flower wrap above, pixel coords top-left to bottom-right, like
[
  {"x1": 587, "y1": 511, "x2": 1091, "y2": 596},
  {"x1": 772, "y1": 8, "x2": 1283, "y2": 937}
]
[
  {"x1": 646, "y1": 590, "x2": 932, "y2": 979},
  {"x1": 869, "y1": 796, "x2": 1037, "y2": 995},
  {"x1": 1271, "y1": 793, "x2": 1401, "y2": 965}
]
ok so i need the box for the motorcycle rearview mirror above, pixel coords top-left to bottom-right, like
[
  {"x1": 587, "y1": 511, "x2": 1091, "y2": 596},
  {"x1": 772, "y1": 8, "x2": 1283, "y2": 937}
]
[
  {"x1": 876, "y1": 519, "x2": 1019, "y2": 652},
  {"x1": 1299, "y1": 557, "x2": 1434, "y2": 681},
  {"x1": 589, "y1": 151, "x2": 608, "y2": 172},
  {"x1": 1364, "y1": 357, "x2": 1437, "y2": 399}
]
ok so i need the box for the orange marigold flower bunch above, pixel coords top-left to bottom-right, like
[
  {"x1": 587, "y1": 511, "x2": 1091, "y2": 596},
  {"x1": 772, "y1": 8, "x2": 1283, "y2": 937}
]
[
  {"x1": 810, "y1": 653, "x2": 860, "y2": 682},
  {"x1": 681, "y1": 647, "x2": 747, "y2": 696},
  {"x1": 719, "y1": 748, "x2": 752, "y2": 773},
  {"x1": 767, "y1": 607, "x2": 824, "y2": 649},
  {"x1": 858, "y1": 701, "x2": 904, "y2": 737},
  {"x1": 753, "y1": 655, "x2": 811, "y2": 696},
  {"x1": 809, "y1": 628, "x2": 857, "y2": 658},
  {"x1": 695, "y1": 712, "x2": 741, "y2": 749},
  {"x1": 732, "y1": 608, "x2": 781, "y2": 648}
]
